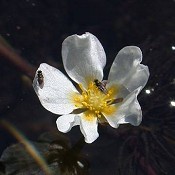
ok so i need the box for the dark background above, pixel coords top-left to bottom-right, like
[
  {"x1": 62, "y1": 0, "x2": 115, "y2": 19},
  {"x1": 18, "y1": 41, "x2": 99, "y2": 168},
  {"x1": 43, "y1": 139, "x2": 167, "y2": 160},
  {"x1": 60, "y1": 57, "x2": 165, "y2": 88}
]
[{"x1": 0, "y1": 0, "x2": 175, "y2": 174}]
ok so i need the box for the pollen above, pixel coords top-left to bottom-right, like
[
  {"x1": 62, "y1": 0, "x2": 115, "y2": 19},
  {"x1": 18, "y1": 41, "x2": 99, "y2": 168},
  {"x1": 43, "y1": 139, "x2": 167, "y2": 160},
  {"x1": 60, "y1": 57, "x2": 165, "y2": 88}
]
[{"x1": 72, "y1": 81, "x2": 120, "y2": 121}]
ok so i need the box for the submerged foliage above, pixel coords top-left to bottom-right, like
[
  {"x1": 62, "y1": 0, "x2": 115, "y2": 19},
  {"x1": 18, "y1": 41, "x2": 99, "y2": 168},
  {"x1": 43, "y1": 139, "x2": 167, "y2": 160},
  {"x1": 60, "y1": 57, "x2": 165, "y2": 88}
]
[{"x1": 0, "y1": 131, "x2": 88, "y2": 175}]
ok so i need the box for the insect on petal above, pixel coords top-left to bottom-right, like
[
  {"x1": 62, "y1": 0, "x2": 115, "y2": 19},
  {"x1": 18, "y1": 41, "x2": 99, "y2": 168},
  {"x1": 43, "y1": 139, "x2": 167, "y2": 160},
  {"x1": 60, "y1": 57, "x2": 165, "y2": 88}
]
[{"x1": 33, "y1": 63, "x2": 78, "y2": 115}]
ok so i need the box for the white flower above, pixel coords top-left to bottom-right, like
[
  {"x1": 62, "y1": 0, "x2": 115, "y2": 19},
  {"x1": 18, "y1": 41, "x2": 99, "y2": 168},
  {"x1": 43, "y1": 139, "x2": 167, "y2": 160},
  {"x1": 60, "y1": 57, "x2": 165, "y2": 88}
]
[{"x1": 33, "y1": 32, "x2": 149, "y2": 144}]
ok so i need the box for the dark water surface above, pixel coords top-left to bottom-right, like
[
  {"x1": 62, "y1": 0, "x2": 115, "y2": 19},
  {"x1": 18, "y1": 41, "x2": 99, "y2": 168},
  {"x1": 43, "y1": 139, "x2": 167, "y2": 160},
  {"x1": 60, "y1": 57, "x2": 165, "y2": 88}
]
[{"x1": 0, "y1": 0, "x2": 175, "y2": 174}]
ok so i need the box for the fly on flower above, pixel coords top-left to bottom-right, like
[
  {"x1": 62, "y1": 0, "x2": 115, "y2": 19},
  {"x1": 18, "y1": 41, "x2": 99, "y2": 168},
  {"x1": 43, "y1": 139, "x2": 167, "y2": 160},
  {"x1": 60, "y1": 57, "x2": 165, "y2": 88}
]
[
  {"x1": 33, "y1": 32, "x2": 149, "y2": 143},
  {"x1": 94, "y1": 79, "x2": 108, "y2": 94},
  {"x1": 37, "y1": 70, "x2": 44, "y2": 88}
]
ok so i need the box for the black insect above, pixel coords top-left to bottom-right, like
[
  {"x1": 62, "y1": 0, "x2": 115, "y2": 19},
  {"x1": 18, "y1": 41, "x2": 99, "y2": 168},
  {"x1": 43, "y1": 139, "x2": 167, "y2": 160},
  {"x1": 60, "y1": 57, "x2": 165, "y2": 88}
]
[
  {"x1": 94, "y1": 79, "x2": 107, "y2": 94},
  {"x1": 37, "y1": 70, "x2": 44, "y2": 88}
]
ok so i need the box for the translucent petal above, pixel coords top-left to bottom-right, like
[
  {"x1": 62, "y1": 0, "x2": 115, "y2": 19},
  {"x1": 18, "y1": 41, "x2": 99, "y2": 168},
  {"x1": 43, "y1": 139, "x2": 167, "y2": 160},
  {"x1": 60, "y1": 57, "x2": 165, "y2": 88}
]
[
  {"x1": 108, "y1": 46, "x2": 149, "y2": 92},
  {"x1": 104, "y1": 88, "x2": 142, "y2": 128},
  {"x1": 33, "y1": 63, "x2": 77, "y2": 115},
  {"x1": 56, "y1": 114, "x2": 80, "y2": 133},
  {"x1": 62, "y1": 32, "x2": 106, "y2": 88},
  {"x1": 79, "y1": 114, "x2": 99, "y2": 143}
]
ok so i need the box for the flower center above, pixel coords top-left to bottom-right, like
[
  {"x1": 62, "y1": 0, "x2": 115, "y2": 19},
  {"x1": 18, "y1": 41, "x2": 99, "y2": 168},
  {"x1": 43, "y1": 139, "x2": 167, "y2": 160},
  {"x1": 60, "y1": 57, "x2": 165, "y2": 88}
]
[{"x1": 72, "y1": 80, "x2": 121, "y2": 121}]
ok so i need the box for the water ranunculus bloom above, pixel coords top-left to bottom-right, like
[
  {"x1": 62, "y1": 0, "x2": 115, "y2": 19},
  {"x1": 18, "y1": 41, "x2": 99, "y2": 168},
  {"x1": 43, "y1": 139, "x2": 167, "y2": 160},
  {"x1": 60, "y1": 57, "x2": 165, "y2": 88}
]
[{"x1": 33, "y1": 32, "x2": 149, "y2": 143}]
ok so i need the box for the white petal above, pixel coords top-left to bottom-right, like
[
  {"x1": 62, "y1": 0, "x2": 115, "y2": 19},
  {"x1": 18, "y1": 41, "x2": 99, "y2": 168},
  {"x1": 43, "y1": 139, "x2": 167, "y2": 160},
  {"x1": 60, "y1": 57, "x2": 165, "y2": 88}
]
[
  {"x1": 104, "y1": 88, "x2": 142, "y2": 128},
  {"x1": 56, "y1": 114, "x2": 80, "y2": 133},
  {"x1": 33, "y1": 63, "x2": 78, "y2": 115},
  {"x1": 108, "y1": 46, "x2": 149, "y2": 92},
  {"x1": 79, "y1": 114, "x2": 99, "y2": 143},
  {"x1": 62, "y1": 32, "x2": 106, "y2": 87}
]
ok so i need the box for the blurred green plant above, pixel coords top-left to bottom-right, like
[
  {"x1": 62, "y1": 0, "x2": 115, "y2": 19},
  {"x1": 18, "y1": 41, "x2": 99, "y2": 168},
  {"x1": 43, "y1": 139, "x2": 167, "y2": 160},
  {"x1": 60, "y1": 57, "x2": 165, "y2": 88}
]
[{"x1": 1, "y1": 130, "x2": 88, "y2": 175}]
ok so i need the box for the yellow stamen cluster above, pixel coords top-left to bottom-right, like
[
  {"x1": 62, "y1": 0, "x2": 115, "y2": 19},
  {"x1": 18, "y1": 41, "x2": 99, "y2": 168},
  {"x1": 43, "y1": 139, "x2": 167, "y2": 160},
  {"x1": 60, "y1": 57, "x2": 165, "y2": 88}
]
[{"x1": 72, "y1": 81, "x2": 119, "y2": 121}]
